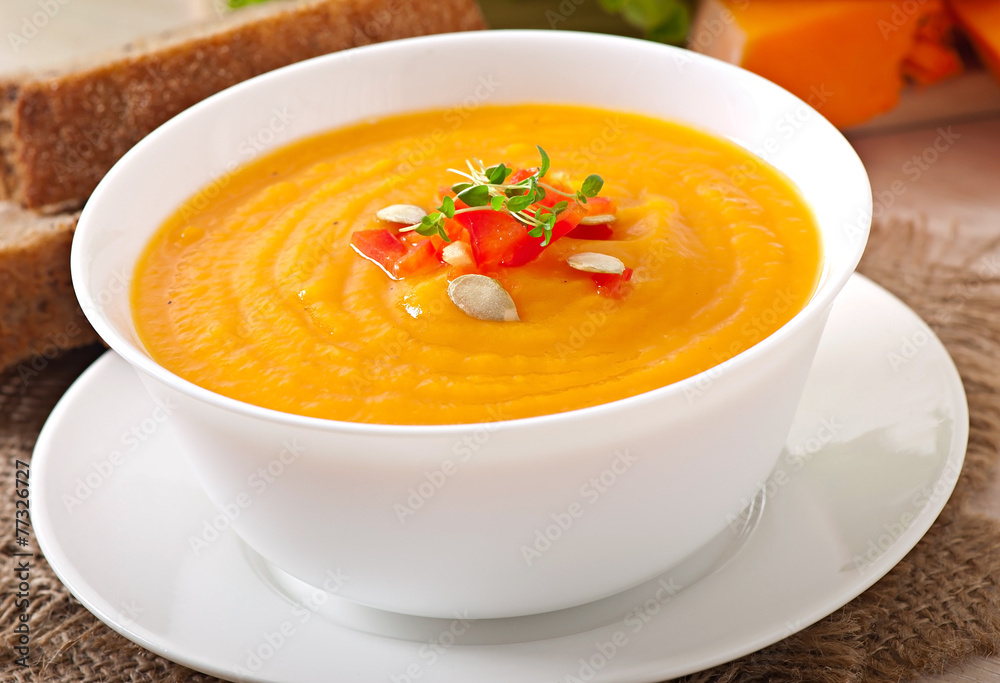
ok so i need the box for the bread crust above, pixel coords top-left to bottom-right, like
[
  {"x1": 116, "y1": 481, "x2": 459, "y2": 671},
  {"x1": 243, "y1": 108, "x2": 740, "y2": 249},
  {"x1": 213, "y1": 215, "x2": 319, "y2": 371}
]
[
  {"x1": 1, "y1": 0, "x2": 487, "y2": 210},
  {"x1": 0, "y1": 0, "x2": 485, "y2": 370},
  {"x1": 0, "y1": 204, "x2": 99, "y2": 372}
]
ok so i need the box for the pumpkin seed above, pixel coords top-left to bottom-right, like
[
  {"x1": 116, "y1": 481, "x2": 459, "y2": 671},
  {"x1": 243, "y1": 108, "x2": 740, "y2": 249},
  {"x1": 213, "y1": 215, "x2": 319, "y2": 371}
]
[
  {"x1": 578, "y1": 214, "x2": 616, "y2": 225},
  {"x1": 376, "y1": 204, "x2": 427, "y2": 225},
  {"x1": 566, "y1": 252, "x2": 625, "y2": 275},
  {"x1": 447, "y1": 274, "x2": 520, "y2": 322}
]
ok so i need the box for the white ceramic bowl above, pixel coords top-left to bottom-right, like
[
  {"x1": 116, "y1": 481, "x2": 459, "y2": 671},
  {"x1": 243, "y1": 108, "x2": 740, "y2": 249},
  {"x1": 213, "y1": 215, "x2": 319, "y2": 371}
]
[{"x1": 72, "y1": 30, "x2": 871, "y2": 619}]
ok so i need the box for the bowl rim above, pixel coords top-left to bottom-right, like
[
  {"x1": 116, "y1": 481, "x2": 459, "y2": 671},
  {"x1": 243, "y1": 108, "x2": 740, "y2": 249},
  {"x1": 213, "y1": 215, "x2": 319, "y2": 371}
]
[{"x1": 72, "y1": 29, "x2": 873, "y2": 436}]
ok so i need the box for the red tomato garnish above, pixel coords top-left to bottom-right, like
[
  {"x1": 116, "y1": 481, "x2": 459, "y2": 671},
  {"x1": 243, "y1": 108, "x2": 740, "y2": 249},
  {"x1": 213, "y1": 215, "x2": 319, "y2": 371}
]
[
  {"x1": 536, "y1": 180, "x2": 574, "y2": 208},
  {"x1": 591, "y1": 267, "x2": 633, "y2": 299},
  {"x1": 567, "y1": 196, "x2": 618, "y2": 240},
  {"x1": 567, "y1": 224, "x2": 614, "y2": 240},
  {"x1": 505, "y1": 200, "x2": 587, "y2": 267},
  {"x1": 351, "y1": 229, "x2": 441, "y2": 279},
  {"x1": 350, "y1": 230, "x2": 409, "y2": 278},
  {"x1": 506, "y1": 168, "x2": 536, "y2": 185},
  {"x1": 583, "y1": 196, "x2": 618, "y2": 216},
  {"x1": 354, "y1": 168, "x2": 621, "y2": 284},
  {"x1": 394, "y1": 239, "x2": 438, "y2": 278},
  {"x1": 454, "y1": 210, "x2": 528, "y2": 269}
]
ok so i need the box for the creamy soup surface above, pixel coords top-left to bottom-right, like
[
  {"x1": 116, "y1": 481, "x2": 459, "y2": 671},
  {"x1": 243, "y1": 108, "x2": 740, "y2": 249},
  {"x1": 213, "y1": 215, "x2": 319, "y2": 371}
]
[{"x1": 131, "y1": 104, "x2": 823, "y2": 425}]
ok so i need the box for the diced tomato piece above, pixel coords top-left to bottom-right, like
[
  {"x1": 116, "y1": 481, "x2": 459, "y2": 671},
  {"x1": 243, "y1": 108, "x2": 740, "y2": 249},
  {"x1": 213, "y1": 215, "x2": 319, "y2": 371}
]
[
  {"x1": 350, "y1": 230, "x2": 408, "y2": 278},
  {"x1": 440, "y1": 171, "x2": 616, "y2": 265},
  {"x1": 351, "y1": 229, "x2": 441, "y2": 279},
  {"x1": 539, "y1": 200, "x2": 587, "y2": 247},
  {"x1": 394, "y1": 239, "x2": 438, "y2": 278},
  {"x1": 507, "y1": 168, "x2": 537, "y2": 185},
  {"x1": 537, "y1": 180, "x2": 573, "y2": 209},
  {"x1": 566, "y1": 223, "x2": 614, "y2": 240},
  {"x1": 591, "y1": 267, "x2": 633, "y2": 299},
  {"x1": 454, "y1": 210, "x2": 528, "y2": 269},
  {"x1": 583, "y1": 196, "x2": 617, "y2": 216},
  {"x1": 567, "y1": 196, "x2": 618, "y2": 240},
  {"x1": 505, "y1": 200, "x2": 588, "y2": 267}
]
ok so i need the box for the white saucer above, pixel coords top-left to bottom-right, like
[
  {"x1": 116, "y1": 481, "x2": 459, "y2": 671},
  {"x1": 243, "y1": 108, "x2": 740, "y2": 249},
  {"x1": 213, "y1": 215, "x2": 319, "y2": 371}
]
[{"x1": 31, "y1": 274, "x2": 968, "y2": 682}]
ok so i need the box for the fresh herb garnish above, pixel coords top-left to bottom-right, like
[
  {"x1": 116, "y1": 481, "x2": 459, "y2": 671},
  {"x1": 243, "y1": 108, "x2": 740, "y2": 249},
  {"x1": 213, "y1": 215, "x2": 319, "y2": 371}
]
[{"x1": 400, "y1": 146, "x2": 604, "y2": 248}]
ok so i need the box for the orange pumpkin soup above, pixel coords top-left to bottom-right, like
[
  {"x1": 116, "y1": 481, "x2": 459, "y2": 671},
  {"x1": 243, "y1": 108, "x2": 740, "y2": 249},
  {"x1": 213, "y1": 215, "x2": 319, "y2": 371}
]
[{"x1": 131, "y1": 104, "x2": 822, "y2": 425}]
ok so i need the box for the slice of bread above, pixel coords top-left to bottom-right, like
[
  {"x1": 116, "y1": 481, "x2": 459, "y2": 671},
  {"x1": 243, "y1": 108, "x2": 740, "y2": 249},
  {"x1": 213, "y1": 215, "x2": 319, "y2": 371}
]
[
  {"x1": 0, "y1": 0, "x2": 487, "y2": 210},
  {"x1": 0, "y1": 203, "x2": 98, "y2": 375},
  {"x1": 0, "y1": 0, "x2": 486, "y2": 370}
]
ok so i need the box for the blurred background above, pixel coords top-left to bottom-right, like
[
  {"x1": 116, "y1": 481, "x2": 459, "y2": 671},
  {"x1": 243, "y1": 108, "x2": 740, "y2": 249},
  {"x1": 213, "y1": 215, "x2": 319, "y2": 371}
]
[{"x1": 2, "y1": 2, "x2": 998, "y2": 366}]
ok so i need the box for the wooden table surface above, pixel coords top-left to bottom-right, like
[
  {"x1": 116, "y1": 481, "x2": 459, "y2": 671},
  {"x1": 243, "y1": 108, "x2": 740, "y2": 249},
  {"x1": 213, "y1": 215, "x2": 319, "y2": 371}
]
[{"x1": 5, "y1": 2, "x2": 1000, "y2": 680}]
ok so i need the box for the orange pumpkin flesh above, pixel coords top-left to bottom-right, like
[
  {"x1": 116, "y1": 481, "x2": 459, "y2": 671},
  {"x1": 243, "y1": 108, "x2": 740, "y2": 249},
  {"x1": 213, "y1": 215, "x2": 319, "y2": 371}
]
[{"x1": 691, "y1": 0, "x2": 963, "y2": 128}]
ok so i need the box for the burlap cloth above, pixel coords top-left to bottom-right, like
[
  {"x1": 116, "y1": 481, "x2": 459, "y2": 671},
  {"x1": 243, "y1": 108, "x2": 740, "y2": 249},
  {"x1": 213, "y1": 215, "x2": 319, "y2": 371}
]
[{"x1": 3, "y1": 219, "x2": 1000, "y2": 682}]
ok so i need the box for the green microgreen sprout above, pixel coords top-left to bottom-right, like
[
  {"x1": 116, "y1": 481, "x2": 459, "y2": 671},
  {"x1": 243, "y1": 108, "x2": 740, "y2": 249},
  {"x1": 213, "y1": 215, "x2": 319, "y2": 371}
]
[{"x1": 398, "y1": 145, "x2": 604, "y2": 247}]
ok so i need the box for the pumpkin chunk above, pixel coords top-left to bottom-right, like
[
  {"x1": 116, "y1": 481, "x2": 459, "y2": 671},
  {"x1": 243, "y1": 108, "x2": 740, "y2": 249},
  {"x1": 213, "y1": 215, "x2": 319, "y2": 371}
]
[
  {"x1": 690, "y1": 0, "x2": 962, "y2": 127},
  {"x1": 949, "y1": 0, "x2": 1000, "y2": 80}
]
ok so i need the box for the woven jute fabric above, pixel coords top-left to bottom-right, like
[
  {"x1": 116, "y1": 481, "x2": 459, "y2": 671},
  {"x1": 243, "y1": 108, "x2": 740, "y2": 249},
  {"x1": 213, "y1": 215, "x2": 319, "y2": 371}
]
[{"x1": 3, "y1": 220, "x2": 1000, "y2": 682}]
